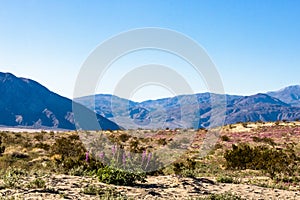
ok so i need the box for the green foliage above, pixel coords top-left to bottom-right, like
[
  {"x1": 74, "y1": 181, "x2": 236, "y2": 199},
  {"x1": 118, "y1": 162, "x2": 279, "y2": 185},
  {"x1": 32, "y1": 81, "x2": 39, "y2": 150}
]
[
  {"x1": 50, "y1": 135, "x2": 104, "y2": 174},
  {"x1": 97, "y1": 165, "x2": 146, "y2": 186},
  {"x1": 82, "y1": 185, "x2": 104, "y2": 195},
  {"x1": 216, "y1": 176, "x2": 240, "y2": 184},
  {"x1": 216, "y1": 176, "x2": 234, "y2": 183},
  {"x1": 224, "y1": 143, "x2": 300, "y2": 179},
  {"x1": 1, "y1": 167, "x2": 27, "y2": 188},
  {"x1": 27, "y1": 178, "x2": 46, "y2": 189},
  {"x1": 172, "y1": 158, "x2": 197, "y2": 177}
]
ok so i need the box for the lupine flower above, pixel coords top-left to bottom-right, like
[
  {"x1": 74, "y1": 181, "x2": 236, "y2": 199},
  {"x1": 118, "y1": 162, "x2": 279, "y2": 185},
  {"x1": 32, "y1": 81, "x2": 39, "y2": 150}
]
[
  {"x1": 85, "y1": 151, "x2": 89, "y2": 162},
  {"x1": 141, "y1": 150, "x2": 146, "y2": 165},
  {"x1": 122, "y1": 152, "x2": 126, "y2": 166},
  {"x1": 112, "y1": 145, "x2": 116, "y2": 156},
  {"x1": 145, "y1": 152, "x2": 152, "y2": 169},
  {"x1": 127, "y1": 151, "x2": 131, "y2": 160},
  {"x1": 99, "y1": 152, "x2": 105, "y2": 160}
]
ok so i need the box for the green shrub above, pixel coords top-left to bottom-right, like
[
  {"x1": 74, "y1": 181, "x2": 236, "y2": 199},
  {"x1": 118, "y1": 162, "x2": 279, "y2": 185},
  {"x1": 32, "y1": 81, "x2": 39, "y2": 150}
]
[
  {"x1": 50, "y1": 135, "x2": 104, "y2": 174},
  {"x1": 171, "y1": 158, "x2": 197, "y2": 177},
  {"x1": 216, "y1": 176, "x2": 234, "y2": 183},
  {"x1": 1, "y1": 167, "x2": 27, "y2": 188},
  {"x1": 34, "y1": 142, "x2": 50, "y2": 151},
  {"x1": 97, "y1": 165, "x2": 146, "y2": 186},
  {"x1": 27, "y1": 178, "x2": 46, "y2": 189},
  {"x1": 224, "y1": 143, "x2": 300, "y2": 179},
  {"x1": 216, "y1": 176, "x2": 240, "y2": 184}
]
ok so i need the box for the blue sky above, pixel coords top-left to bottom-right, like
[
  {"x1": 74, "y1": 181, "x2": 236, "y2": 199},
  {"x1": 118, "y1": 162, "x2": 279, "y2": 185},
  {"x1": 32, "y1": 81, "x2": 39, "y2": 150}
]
[{"x1": 0, "y1": 0, "x2": 299, "y2": 101}]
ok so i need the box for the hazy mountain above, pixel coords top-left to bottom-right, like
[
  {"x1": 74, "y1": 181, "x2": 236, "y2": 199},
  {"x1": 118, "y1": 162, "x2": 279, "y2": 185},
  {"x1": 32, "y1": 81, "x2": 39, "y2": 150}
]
[
  {"x1": 224, "y1": 93, "x2": 300, "y2": 124},
  {"x1": 76, "y1": 86, "x2": 300, "y2": 129},
  {"x1": 0, "y1": 72, "x2": 120, "y2": 130},
  {"x1": 267, "y1": 85, "x2": 300, "y2": 107}
]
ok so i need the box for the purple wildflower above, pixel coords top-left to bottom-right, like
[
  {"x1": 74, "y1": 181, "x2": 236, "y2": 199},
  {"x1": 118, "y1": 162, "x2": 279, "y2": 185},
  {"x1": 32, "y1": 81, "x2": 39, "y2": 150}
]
[
  {"x1": 122, "y1": 152, "x2": 126, "y2": 166},
  {"x1": 99, "y1": 152, "x2": 105, "y2": 160},
  {"x1": 111, "y1": 145, "x2": 116, "y2": 156},
  {"x1": 141, "y1": 150, "x2": 146, "y2": 165},
  {"x1": 145, "y1": 152, "x2": 152, "y2": 169},
  {"x1": 85, "y1": 151, "x2": 89, "y2": 162},
  {"x1": 127, "y1": 151, "x2": 131, "y2": 160}
]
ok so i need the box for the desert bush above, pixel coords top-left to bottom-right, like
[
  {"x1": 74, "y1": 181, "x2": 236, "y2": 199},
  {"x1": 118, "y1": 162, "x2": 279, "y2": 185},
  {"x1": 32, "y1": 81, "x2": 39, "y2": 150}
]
[
  {"x1": 34, "y1": 134, "x2": 44, "y2": 141},
  {"x1": 157, "y1": 138, "x2": 167, "y2": 146},
  {"x1": 51, "y1": 137, "x2": 143, "y2": 186},
  {"x1": 242, "y1": 122, "x2": 248, "y2": 128},
  {"x1": 0, "y1": 136, "x2": 5, "y2": 156},
  {"x1": 1, "y1": 167, "x2": 27, "y2": 188},
  {"x1": 252, "y1": 136, "x2": 276, "y2": 146},
  {"x1": 50, "y1": 135, "x2": 103, "y2": 174},
  {"x1": 27, "y1": 178, "x2": 46, "y2": 189},
  {"x1": 97, "y1": 165, "x2": 146, "y2": 186},
  {"x1": 216, "y1": 176, "x2": 234, "y2": 183},
  {"x1": 171, "y1": 158, "x2": 197, "y2": 177},
  {"x1": 224, "y1": 143, "x2": 300, "y2": 179},
  {"x1": 118, "y1": 133, "x2": 130, "y2": 142},
  {"x1": 216, "y1": 176, "x2": 240, "y2": 184},
  {"x1": 220, "y1": 135, "x2": 230, "y2": 142},
  {"x1": 34, "y1": 142, "x2": 50, "y2": 151},
  {"x1": 129, "y1": 138, "x2": 142, "y2": 153}
]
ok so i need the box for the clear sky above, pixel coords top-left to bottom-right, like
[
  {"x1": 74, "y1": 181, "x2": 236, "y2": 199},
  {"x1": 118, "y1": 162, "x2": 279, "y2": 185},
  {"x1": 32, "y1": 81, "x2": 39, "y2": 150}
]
[{"x1": 0, "y1": 0, "x2": 299, "y2": 102}]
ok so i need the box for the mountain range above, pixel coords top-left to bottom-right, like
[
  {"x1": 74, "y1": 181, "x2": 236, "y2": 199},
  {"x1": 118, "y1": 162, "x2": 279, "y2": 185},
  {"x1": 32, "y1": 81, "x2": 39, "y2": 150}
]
[
  {"x1": 1, "y1": 71, "x2": 300, "y2": 130},
  {"x1": 75, "y1": 86, "x2": 300, "y2": 129},
  {"x1": 0, "y1": 72, "x2": 120, "y2": 130}
]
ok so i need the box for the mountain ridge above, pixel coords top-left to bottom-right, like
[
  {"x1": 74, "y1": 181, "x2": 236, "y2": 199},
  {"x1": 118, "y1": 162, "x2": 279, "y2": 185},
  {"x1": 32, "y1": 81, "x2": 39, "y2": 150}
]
[
  {"x1": 76, "y1": 85, "x2": 300, "y2": 129},
  {"x1": 0, "y1": 72, "x2": 120, "y2": 130},
  {"x1": 1, "y1": 71, "x2": 300, "y2": 130}
]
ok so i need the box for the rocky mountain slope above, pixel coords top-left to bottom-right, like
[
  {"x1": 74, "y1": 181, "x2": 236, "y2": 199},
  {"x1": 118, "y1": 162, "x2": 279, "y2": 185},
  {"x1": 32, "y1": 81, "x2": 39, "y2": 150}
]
[
  {"x1": 268, "y1": 85, "x2": 300, "y2": 107},
  {"x1": 0, "y1": 72, "x2": 119, "y2": 130}
]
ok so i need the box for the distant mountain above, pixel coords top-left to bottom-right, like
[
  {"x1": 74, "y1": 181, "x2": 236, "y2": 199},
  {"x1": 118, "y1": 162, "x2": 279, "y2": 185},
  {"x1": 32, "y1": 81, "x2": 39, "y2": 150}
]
[
  {"x1": 0, "y1": 72, "x2": 120, "y2": 130},
  {"x1": 224, "y1": 93, "x2": 300, "y2": 124},
  {"x1": 76, "y1": 86, "x2": 300, "y2": 129},
  {"x1": 268, "y1": 85, "x2": 300, "y2": 107}
]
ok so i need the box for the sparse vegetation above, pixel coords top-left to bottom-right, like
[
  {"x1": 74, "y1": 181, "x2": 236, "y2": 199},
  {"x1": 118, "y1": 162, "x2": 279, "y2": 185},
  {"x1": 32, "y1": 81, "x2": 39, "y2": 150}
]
[{"x1": 0, "y1": 122, "x2": 300, "y2": 199}]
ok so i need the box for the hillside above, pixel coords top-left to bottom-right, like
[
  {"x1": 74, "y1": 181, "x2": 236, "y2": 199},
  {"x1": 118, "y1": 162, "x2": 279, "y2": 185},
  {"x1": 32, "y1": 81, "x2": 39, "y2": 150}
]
[{"x1": 0, "y1": 72, "x2": 120, "y2": 130}]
